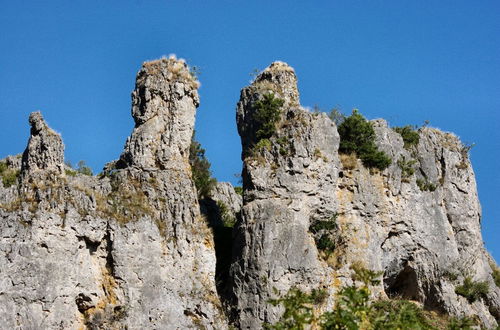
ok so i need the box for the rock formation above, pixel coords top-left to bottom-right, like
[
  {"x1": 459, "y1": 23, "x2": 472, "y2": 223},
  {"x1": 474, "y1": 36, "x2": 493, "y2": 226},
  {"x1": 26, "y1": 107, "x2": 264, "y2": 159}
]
[
  {"x1": 0, "y1": 56, "x2": 225, "y2": 329},
  {"x1": 230, "y1": 61, "x2": 499, "y2": 328},
  {"x1": 21, "y1": 111, "x2": 64, "y2": 176},
  {"x1": 230, "y1": 62, "x2": 341, "y2": 328},
  {"x1": 0, "y1": 58, "x2": 498, "y2": 330}
]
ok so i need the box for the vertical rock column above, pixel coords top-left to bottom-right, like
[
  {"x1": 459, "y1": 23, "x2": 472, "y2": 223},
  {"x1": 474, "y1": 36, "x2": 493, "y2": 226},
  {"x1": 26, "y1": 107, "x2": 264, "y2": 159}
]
[
  {"x1": 230, "y1": 62, "x2": 341, "y2": 328},
  {"x1": 107, "y1": 56, "x2": 225, "y2": 329}
]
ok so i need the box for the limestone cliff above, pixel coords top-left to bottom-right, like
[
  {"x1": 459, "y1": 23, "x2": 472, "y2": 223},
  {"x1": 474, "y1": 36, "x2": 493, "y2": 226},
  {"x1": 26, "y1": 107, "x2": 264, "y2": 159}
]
[
  {"x1": 230, "y1": 62, "x2": 499, "y2": 328},
  {"x1": 0, "y1": 58, "x2": 498, "y2": 330},
  {"x1": 0, "y1": 56, "x2": 225, "y2": 329}
]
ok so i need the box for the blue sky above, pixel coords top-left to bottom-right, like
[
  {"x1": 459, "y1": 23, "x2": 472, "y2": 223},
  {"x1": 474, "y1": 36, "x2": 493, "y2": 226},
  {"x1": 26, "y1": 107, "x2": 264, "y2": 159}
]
[{"x1": 0, "y1": 1, "x2": 498, "y2": 261}]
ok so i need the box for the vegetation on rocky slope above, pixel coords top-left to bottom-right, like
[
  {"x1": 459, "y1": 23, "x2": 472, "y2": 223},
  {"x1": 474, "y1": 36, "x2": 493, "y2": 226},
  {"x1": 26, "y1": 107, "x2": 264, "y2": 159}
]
[
  {"x1": 0, "y1": 161, "x2": 19, "y2": 187},
  {"x1": 393, "y1": 125, "x2": 420, "y2": 149},
  {"x1": 265, "y1": 266, "x2": 477, "y2": 330},
  {"x1": 338, "y1": 110, "x2": 391, "y2": 170}
]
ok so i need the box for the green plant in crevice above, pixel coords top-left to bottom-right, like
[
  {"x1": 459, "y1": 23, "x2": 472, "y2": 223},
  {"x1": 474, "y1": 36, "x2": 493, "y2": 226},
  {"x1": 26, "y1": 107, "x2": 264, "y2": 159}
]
[
  {"x1": 491, "y1": 263, "x2": 500, "y2": 288},
  {"x1": 254, "y1": 93, "x2": 284, "y2": 142},
  {"x1": 397, "y1": 156, "x2": 417, "y2": 182},
  {"x1": 416, "y1": 178, "x2": 437, "y2": 192},
  {"x1": 455, "y1": 277, "x2": 489, "y2": 303},
  {"x1": 189, "y1": 132, "x2": 217, "y2": 199},
  {"x1": 234, "y1": 186, "x2": 243, "y2": 196},
  {"x1": 216, "y1": 200, "x2": 236, "y2": 228},
  {"x1": 338, "y1": 109, "x2": 391, "y2": 171},
  {"x1": 393, "y1": 125, "x2": 420, "y2": 149},
  {"x1": 309, "y1": 214, "x2": 339, "y2": 256}
]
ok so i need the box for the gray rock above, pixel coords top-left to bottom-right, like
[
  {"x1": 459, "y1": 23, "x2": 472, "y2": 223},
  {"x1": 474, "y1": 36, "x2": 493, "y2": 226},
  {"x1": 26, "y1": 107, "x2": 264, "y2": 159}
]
[
  {"x1": 230, "y1": 63, "x2": 499, "y2": 328},
  {"x1": 210, "y1": 181, "x2": 242, "y2": 217},
  {"x1": 231, "y1": 62, "x2": 342, "y2": 328},
  {"x1": 0, "y1": 56, "x2": 226, "y2": 329},
  {"x1": 21, "y1": 111, "x2": 64, "y2": 176}
]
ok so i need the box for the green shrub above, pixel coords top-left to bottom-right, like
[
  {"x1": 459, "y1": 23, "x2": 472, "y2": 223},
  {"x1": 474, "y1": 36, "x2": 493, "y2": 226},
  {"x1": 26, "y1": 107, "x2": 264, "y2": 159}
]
[
  {"x1": 76, "y1": 160, "x2": 93, "y2": 176},
  {"x1": 65, "y1": 160, "x2": 93, "y2": 176},
  {"x1": 455, "y1": 277, "x2": 489, "y2": 303},
  {"x1": 189, "y1": 133, "x2": 217, "y2": 199},
  {"x1": 234, "y1": 186, "x2": 243, "y2": 196},
  {"x1": 0, "y1": 161, "x2": 20, "y2": 188},
  {"x1": 393, "y1": 125, "x2": 420, "y2": 149},
  {"x1": 397, "y1": 156, "x2": 417, "y2": 182},
  {"x1": 338, "y1": 110, "x2": 391, "y2": 171},
  {"x1": 492, "y1": 264, "x2": 500, "y2": 288},
  {"x1": 328, "y1": 108, "x2": 346, "y2": 126},
  {"x1": 447, "y1": 316, "x2": 476, "y2": 330},
  {"x1": 266, "y1": 288, "x2": 327, "y2": 329},
  {"x1": 370, "y1": 300, "x2": 435, "y2": 330},
  {"x1": 254, "y1": 93, "x2": 284, "y2": 142},
  {"x1": 253, "y1": 138, "x2": 272, "y2": 154},
  {"x1": 310, "y1": 215, "x2": 338, "y2": 256},
  {"x1": 416, "y1": 179, "x2": 437, "y2": 192},
  {"x1": 216, "y1": 201, "x2": 236, "y2": 228},
  {"x1": 266, "y1": 266, "x2": 477, "y2": 329}
]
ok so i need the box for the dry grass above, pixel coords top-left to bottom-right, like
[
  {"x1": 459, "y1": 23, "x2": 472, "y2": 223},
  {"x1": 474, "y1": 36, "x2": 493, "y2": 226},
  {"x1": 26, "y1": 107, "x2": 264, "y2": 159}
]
[{"x1": 340, "y1": 153, "x2": 358, "y2": 170}]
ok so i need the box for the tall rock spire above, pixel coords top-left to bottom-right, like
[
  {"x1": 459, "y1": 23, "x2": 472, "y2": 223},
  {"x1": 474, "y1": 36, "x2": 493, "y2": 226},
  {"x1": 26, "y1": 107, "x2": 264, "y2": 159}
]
[
  {"x1": 231, "y1": 61, "x2": 341, "y2": 328},
  {"x1": 21, "y1": 111, "x2": 64, "y2": 176},
  {"x1": 119, "y1": 56, "x2": 200, "y2": 169}
]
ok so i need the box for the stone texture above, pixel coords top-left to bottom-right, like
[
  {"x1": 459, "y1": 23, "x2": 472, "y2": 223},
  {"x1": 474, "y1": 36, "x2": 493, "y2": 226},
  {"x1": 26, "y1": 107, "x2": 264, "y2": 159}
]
[
  {"x1": 230, "y1": 62, "x2": 499, "y2": 328},
  {"x1": 0, "y1": 56, "x2": 226, "y2": 329},
  {"x1": 21, "y1": 112, "x2": 64, "y2": 176},
  {"x1": 231, "y1": 62, "x2": 342, "y2": 328},
  {"x1": 119, "y1": 56, "x2": 200, "y2": 170},
  {"x1": 0, "y1": 58, "x2": 498, "y2": 330},
  {"x1": 210, "y1": 182, "x2": 242, "y2": 217}
]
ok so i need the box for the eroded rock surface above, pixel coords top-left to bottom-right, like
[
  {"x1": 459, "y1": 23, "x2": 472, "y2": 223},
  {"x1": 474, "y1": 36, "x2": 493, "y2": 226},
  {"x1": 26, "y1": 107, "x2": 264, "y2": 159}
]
[
  {"x1": 21, "y1": 112, "x2": 64, "y2": 176},
  {"x1": 230, "y1": 62, "x2": 499, "y2": 328},
  {"x1": 0, "y1": 57, "x2": 225, "y2": 329},
  {"x1": 231, "y1": 62, "x2": 342, "y2": 328}
]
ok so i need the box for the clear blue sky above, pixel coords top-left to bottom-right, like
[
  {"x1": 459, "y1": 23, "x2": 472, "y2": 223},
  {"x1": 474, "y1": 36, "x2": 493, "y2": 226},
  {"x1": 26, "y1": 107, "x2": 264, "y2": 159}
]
[{"x1": 1, "y1": 1, "x2": 498, "y2": 261}]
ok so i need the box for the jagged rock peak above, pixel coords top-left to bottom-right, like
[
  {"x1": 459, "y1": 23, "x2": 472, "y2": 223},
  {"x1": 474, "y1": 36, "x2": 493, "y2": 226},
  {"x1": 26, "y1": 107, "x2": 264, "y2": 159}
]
[
  {"x1": 236, "y1": 61, "x2": 302, "y2": 154},
  {"x1": 21, "y1": 111, "x2": 64, "y2": 175},
  {"x1": 119, "y1": 55, "x2": 200, "y2": 170},
  {"x1": 252, "y1": 61, "x2": 299, "y2": 107}
]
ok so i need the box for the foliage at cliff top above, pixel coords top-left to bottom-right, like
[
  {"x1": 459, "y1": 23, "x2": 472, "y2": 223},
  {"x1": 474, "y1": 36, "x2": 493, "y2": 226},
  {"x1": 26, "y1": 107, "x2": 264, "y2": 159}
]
[
  {"x1": 189, "y1": 132, "x2": 216, "y2": 199},
  {"x1": 393, "y1": 125, "x2": 420, "y2": 149},
  {"x1": 338, "y1": 109, "x2": 391, "y2": 171}
]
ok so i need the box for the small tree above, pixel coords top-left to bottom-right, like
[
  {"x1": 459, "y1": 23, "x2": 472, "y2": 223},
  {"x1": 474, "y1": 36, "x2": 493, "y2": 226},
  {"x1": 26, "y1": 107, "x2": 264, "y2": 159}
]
[
  {"x1": 254, "y1": 93, "x2": 284, "y2": 142},
  {"x1": 393, "y1": 125, "x2": 420, "y2": 149},
  {"x1": 189, "y1": 132, "x2": 216, "y2": 199},
  {"x1": 338, "y1": 110, "x2": 391, "y2": 171}
]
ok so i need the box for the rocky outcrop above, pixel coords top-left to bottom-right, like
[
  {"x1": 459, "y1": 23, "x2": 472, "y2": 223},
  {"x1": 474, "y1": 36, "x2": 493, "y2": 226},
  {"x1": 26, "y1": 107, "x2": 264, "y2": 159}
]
[
  {"x1": 231, "y1": 62, "x2": 342, "y2": 328},
  {"x1": 339, "y1": 120, "x2": 500, "y2": 327},
  {"x1": 21, "y1": 111, "x2": 64, "y2": 176},
  {"x1": 0, "y1": 56, "x2": 225, "y2": 329},
  {"x1": 230, "y1": 62, "x2": 499, "y2": 328},
  {"x1": 119, "y1": 57, "x2": 199, "y2": 170},
  {"x1": 0, "y1": 58, "x2": 498, "y2": 330}
]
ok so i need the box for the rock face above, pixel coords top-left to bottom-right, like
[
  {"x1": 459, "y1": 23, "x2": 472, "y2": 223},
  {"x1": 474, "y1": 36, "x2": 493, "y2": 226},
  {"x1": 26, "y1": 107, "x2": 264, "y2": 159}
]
[
  {"x1": 21, "y1": 111, "x2": 64, "y2": 176},
  {"x1": 0, "y1": 58, "x2": 498, "y2": 330},
  {"x1": 231, "y1": 62, "x2": 499, "y2": 328},
  {"x1": 341, "y1": 120, "x2": 500, "y2": 327},
  {"x1": 231, "y1": 62, "x2": 342, "y2": 328},
  {"x1": 0, "y1": 56, "x2": 225, "y2": 329}
]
